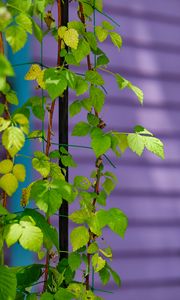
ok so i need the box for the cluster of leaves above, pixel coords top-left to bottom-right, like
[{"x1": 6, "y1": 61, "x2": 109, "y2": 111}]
[{"x1": 0, "y1": 0, "x2": 164, "y2": 299}]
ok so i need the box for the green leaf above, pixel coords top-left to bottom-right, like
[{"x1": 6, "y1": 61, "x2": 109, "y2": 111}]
[
  {"x1": 91, "y1": 133, "x2": 111, "y2": 157},
  {"x1": 55, "y1": 288, "x2": 74, "y2": 300},
  {"x1": 134, "y1": 125, "x2": 153, "y2": 136},
  {"x1": 44, "y1": 68, "x2": 67, "y2": 100},
  {"x1": 87, "y1": 113, "x2": 99, "y2": 126},
  {"x1": 89, "y1": 86, "x2": 105, "y2": 113},
  {"x1": 22, "y1": 208, "x2": 59, "y2": 250},
  {"x1": 87, "y1": 242, "x2": 98, "y2": 254},
  {"x1": 99, "y1": 266, "x2": 110, "y2": 285},
  {"x1": 69, "y1": 100, "x2": 82, "y2": 117},
  {"x1": 75, "y1": 77, "x2": 89, "y2": 96},
  {"x1": 72, "y1": 121, "x2": 91, "y2": 136},
  {"x1": 115, "y1": 74, "x2": 129, "y2": 90},
  {"x1": 70, "y1": 226, "x2": 89, "y2": 251},
  {"x1": 13, "y1": 164, "x2": 26, "y2": 182},
  {"x1": 102, "y1": 20, "x2": 114, "y2": 30},
  {"x1": 2, "y1": 126, "x2": 25, "y2": 157},
  {"x1": 30, "y1": 179, "x2": 62, "y2": 216},
  {"x1": 16, "y1": 13, "x2": 32, "y2": 33},
  {"x1": 0, "y1": 117, "x2": 10, "y2": 132},
  {"x1": 0, "y1": 159, "x2": 13, "y2": 174},
  {"x1": 32, "y1": 18, "x2": 43, "y2": 42},
  {"x1": 0, "y1": 203, "x2": 9, "y2": 215},
  {"x1": 127, "y1": 133, "x2": 145, "y2": 156},
  {"x1": 95, "y1": 0, "x2": 103, "y2": 11},
  {"x1": 13, "y1": 113, "x2": 29, "y2": 126},
  {"x1": 109, "y1": 32, "x2": 122, "y2": 49},
  {"x1": 41, "y1": 293, "x2": 54, "y2": 300},
  {"x1": 99, "y1": 247, "x2": 112, "y2": 258},
  {"x1": 108, "y1": 208, "x2": 128, "y2": 238},
  {"x1": 0, "y1": 54, "x2": 14, "y2": 77},
  {"x1": 72, "y1": 38, "x2": 91, "y2": 63},
  {"x1": 0, "y1": 103, "x2": 4, "y2": 116},
  {"x1": 64, "y1": 69, "x2": 77, "y2": 90},
  {"x1": 49, "y1": 162, "x2": 65, "y2": 180},
  {"x1": 85, "y1": 70, "x2": 104, "y2": 85},
  {"x1": 96, "y1": 191, "x2": 107, "y2": 206},
  {"x1": 0, "y1": 173, "x2": 18, "y2": 196},
  {"x1": 143, "y1": 136, "x2": 164, "y2": 159},
  {"x1": 0, "y1": 265, "x2": 17, "y2": 300},
  {"x1": 68, "y1": 21, "x2": 85, "y2": 34},
  {"x1": 32, "y1": 151, "x2": 50, "y2": 178},
  {"x1": 19, "y1": 218, "x2": 43, "y2": 252},
  {"x1": 64, "y1": 28, "x2": 79, "y2": 49},
  {"x1": 69, "y1": 209, "x2": 90, "y2": 224},
  {"x1": 74, "y1": 176, "x2": 91, "y2": 190},
  {"x1": 102, "y1": 178, "x2": 115, "y2": 195},
  {"x1": 61, "y1": 154, "x2": 77, "y2": 168},
  {"x1": 7, "y1": 0, "x2": 32, "y2": 13},
  {"x1": 92, "y1": 253, "x2": 106, "y2": 272},
  {"x1": 96, "y1": 54, "x2": 109, "y2": 67},
  {"x1": 108, "y1": 266, "x2": 121, "y2": 286},
  {"x1": 84, "y1": 32, "x2": 97, "y2": 50},
  {"x1": 4, "y1": 223, "x2": 22, "y2": 247},
  {"x1": 68, "y1": 252, "x2": 81, "y2": 271},
  {"x1": 6, "y1": 90, "x2": 19, "y2": 105},
  {"x1": 5, "y1": 25, "x2": 27, "y2": 52},
  {"x1": 114, "y1": 132, "x2": 129, "y2": 153},
  {"x1": 128, "y1": 83, "x2": 144, "y2": 104},
  {"x1": 12, "y1": 264, "x2": 43, "y2": 290},
  {"x1": 26, "y1": 294, "x2": 37, "y2": 300},
  {"x1": 95, "y1": 26, "x2": 108, "y2": 42}
]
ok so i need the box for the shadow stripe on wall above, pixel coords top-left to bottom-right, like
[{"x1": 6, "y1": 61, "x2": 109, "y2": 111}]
[{"x1": 113, "y1": 248, "x2": 180, "y2": 259}]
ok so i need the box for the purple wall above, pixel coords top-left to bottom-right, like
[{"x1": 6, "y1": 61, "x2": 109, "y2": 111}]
[{"x1": 33, "y1": 1, "x2": 180, "y2": 299}]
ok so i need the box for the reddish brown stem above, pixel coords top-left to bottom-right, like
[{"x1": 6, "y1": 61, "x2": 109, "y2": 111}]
[
  {"x1": 0, "y1": 32, "x2": 4, "y2": 54},
  {"x1": 43, "y1": 0, "x2": 62, "y2": 292}
]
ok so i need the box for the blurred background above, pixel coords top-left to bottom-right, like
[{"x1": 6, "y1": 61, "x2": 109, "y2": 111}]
[{"x1": 9, "y1": 0, "x2": 180, "y2": 299}]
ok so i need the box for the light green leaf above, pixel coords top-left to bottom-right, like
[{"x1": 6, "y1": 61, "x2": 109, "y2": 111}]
[
  {"x1": 5, "y1": 25, "x2": 27, "y2": 52},
  {"x1": 92, "y1": 253, "x2": 106, "y2": 272},
  {"x1": 96, "y1": 191, "x2": 107, "y2": 206},
  {"x1": 89, "y1": 86, "x2": 105, "y2": 113},
  {"x1": 0, "y1": 265, "x2": 17, "y2": 300},
  {"x1": 87, "y1": 113, "x2": 99, "y2": 126},
  {"x1": 74, "y1": 176, "x2": 91, "y2": 190},
  {"x1": 68, "y1": 252, "x2": 81, "y2": 271},
  {"x1": 49, "y1": 162, "x2": 65, "y2": 180},
  {"x1": 19, "y1": 218, "x2": 43, "y2": 252},
  {"x1": 84, "y1": 32, "x2": 97, "y2": 50},
  {"x1": 128, "y1": 83, "x2": 144, "y2": 104},
  {"x1": 0, "y1": 54, "x2": 14, "y2": 77},
  {"x1": 134, "y1": 125, "x2": 153, "y2": 136},
  {"x1": 32, "y1": 151, "x2": 50, "y2": 178},
  {"x1": 75, "y1": 77, "x2": 89, "y2": 96},
  {"x1": 70, "y1": 226, "x2": 89, "y2": 251},
  {"x1": 69, "y1": 100, "x2": 82, "y2": 117},
  {"x1": 91, "y1": 133, "x2": 111, "y2": 157},
  {"x1": 0, "y1": 159, "x2": 13, "y2": 174},
  {"x1": 143, "y1": 136, "x2": 164, "y2": 159},
  {"x1": 64, "y1": 28, "x2": 79, "y2": 49},
  {"x1": 13, "y1": 113, "x2": 29, "y2": 125},
  {"x1": 16, "y1": 13, "x2": 32, "y2": 33},
  {"x1": 72, "y1": 121, "x2": 91, "y2": 136},
  {"x1": 4, "y1": 223, "x2": 22, "y2": 247},
  {"x1": 2, "y1": 126, "x2": 25, "y2": 157},
  {"x1": 32, "y1": 18, "x2": 43, "y2": 42},
  {"x1": 72, "y1": 38, "x2": 91, "y2": 63},
  {"x1": 13, "y1": 164, "x2": 26, "y2": 182},
  {"x1": 109, "y1": 32, "x2": 122, "y2": 49},
  {"x1": 44, "y1": 68, "x2": 67, "y2": 100},
  {"x1": 102, "y1": 178, "x2": 115, "y2": 195},
  {"x1": 95, "y1": 26, "x2": 108, "y2": 42},
  {"x1": 96, "y1": 54, "x2": 109, "y2": 67},
  {"x1": 0, "y1": 117, "x2": 10, "y2": 132},
  {"x1": 95, "y1": 0, "x2": 103, "y2": 11},
  {"x1": 69, "y1": 209, "x2": 90, "y2": 224},
  {"x1": 115, "y1": 74, "x2": 129, "y2": 90},
  {"x1": 68, "y1": 21, "x2": 85, "y2": 34},
  {"x1": 99, "y1": 266, "x2": 110, "y2": 285},
  {"x1": 6, "y1": 90, "x2": 18, "y2": 105},
  {"x1": 55, "y1": 288, "x2": 74, "y2": 300},
  {"x1": 102, "y1": 20, "x2": 114, "y2": 30},
  {"x1": 114, "y1": 133, "x2": 129, "y2": 153},
  {"x1": 87, "y1": 242, "x2": 98, "y2": 254},
  {"x1": 127, "y1": 133, "x2": 144, "y2": 156},
  {"x1": 108, "y1": 208, "x2": 128, "y2": 238},
  {"x1": 85, "y1": 70, "x2": 104, "y2": 85},
  {"x1": 0, "y1": 203, "x2": 9, "y2": 215},
  {"x1": 41, "y1": 293, "x2": 54, "y2": 300},
  {"x1": 99, "y1": 247, "x2": 112, "y2": 258},
  {"x1": 108, "y1": 266, "x2": 121, "y2": 286},
  {"x1": 0, "y1": 173, "x2": 18, "y2": 196}
]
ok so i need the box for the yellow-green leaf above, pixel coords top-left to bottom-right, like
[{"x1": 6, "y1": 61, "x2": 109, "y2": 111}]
[
  {"x1": 13, "y1": 113, "x2": 29, "y2": 125},
  {"x1": 0, "y1": 117, "x2": 10, "y2": 132},
  {"x1": 13, "y1": 164, "x2": 26, "y2": 182},
  {"x1": 4, "y1": 223, "x2": 23, "y2": 247},
  {"x1": 0, "y1": 159, "x2": 13, "y2": 174},
  {"x1": 2, "y1": 126, "x2": 25, "y2": 157},
  {"x1": 0, "y1": 173, "x2": 18, "y2": 196},
  {"x1": 63, "y1": 28, "x2": 79, "y2": 49}
]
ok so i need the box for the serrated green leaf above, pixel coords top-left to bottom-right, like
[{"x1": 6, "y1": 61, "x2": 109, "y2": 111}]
[
  {"x1": 0, "y1": 159, "x2": 13, "y2": 174},
  {"x1": 5, "y1": 25, "x2": 27, "y2": 52},
  {"x1": 4, "y1": 223, "x2": 22, "y2": 247},
  {"x1": 72, "y1": 121, "x2": 91, "y2": 136},
  {"x1": 109, "y1": 31, "x2": 122, "y2": 49},
  {"x1": 64, "y1": 28, "x2": 79, "y2": 49},
  {"x1": 44, "y1": 68, "x2": 67, "y2": 100},
  {"x1": 95, "y1": 26, "x2": 108, "y2": 42},
  {"x1": 92, "y1": 253, "x2": 106, "y2": 272},
  {"x1": 70, "y1": 226, "x2": 89, "y2": 251},
  {"x1": 32, "y1": 151, "x2": 50, "y2": 178},
  {"x1": 91, "y1": 133, "x2": 111, "y2": 157},
  {"x1": 127, "y1": 133, "x2": 145, "y2": 156},
  {"x1": 16, "y1": 13, "x2": 32, "y2": 33},
  {"x1": 85, "y1": 70, "x2": 104, "y2": 85},
  {"x1": 13, "y1": 164, "x2": 26, "y2": 182},
  {"x1": 69, "y1": 100, "x2": 82, "y2": 117},
  {"x1": 0, "y1": 117, "x2": 10, "y2": 132},
  {"x1": 0, "y1": 265, "x2": 17, "y2": 300},
  {"x1": 2, "y1": 126, "x2": 25, "y2": 157},
  {"x1": 89, "y1": 86, "x2": 105, "y2": 112},
  {"x1": 19, "y1": 218, "x2": 43, "y2": 252},
  {"x1": 143, "y1": 136, "x2": 164, "y2": 159},
  {"x1": 0, "y1": 173, "x2": 18, "y2": 196},
  {"x1": 68, "y1": 252, "x2": 81, "y2": 271}
]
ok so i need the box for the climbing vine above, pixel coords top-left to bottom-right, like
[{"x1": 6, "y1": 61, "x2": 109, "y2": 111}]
[{"x1": 0, "y1": 0, "x2": 164, "y2": 299}]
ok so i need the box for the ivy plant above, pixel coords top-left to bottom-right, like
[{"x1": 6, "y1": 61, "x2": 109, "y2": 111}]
[{"x1": 0, "y1": 0, "x2": 164, "y2": 299}]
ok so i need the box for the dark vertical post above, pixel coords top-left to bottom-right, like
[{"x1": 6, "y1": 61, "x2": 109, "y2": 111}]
[{"x1": 59, "y1": 0, "x2": 69, "y2": 260}]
